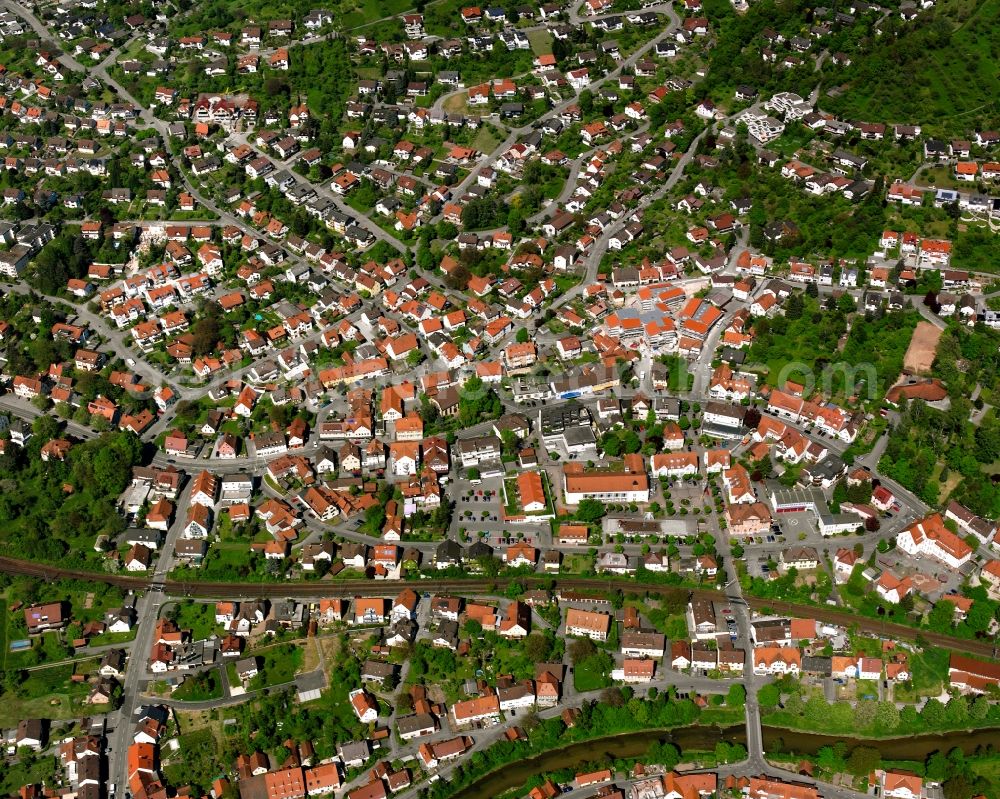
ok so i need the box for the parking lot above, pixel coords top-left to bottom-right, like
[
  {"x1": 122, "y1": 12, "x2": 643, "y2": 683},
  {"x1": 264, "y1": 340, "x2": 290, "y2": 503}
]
[
  {"x1": 775, "y1": 512, "x2": 816, "y2": 541},
  {"x1": 876, "y1": 549, "x2": 963, "y2": 600}
]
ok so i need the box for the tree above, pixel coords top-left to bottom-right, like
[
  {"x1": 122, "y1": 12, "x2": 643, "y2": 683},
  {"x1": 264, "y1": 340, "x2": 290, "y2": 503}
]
[
  {"x1": 524, "y1": 633, "x2": 552, "y2": 663},
  {"x1": 804, "y1": 695, "x2": 829, "y2": 723},
  {"x1": 847, "y1": 746, "x2": 881, "y2": 776},
  {"x1": 943, "y1": 774, "x2": 977, "y2": 799},
  {"x1": 363, "y1": 502, "x2": 386, "y2": 535},
  {"x1": 974, "y1": 422, "x2": 1000, "y2": 463},
  {"x1": 575, "y1": 499, "x2": 606, "y2": 523},
  {"x1": 963, "y1": 599, "x2": 995, "y2": 634},
  {"x1": 416, "y1": 244, "x2": 435, "y2": 271},
  {"x1": 190, "y1": 313, "x2": 222, "y2": 356},
  {"x1": 458, "y1": 376, "x2": 502, "y2": 427},
  {"x1": 875, "y1": 700, "x2": 900, "y2": 730},
  {"x1": 647, "y1": 741, "x2": 680, "y2": 769},
  {"x1": 969, "y1": 695, "x2": 989, "y2": 720},
  {"x1": 600, "y1": 686, "x2": 624, "y2": 707},
  {"x1": 32, "y1": 414, "x2": 60, "y2": 442},
  {"x1": 515, "y1": 327, "x2": 530, "y2": 344},
  {"x1": 921, "y1": 697, "x2": 946, "y2": 727},
  {"x1": 945, "y1": 696, "x2": 968, "y2": 725},
  {"x1": 568, "y1": 637, "x2": 596, "y2": 664},
  {"x1": 853, "y1": 699, "x2": 877, "y2": 728},
  {"x1": 925, "y1": 751, "x2": 951, "y2": 783},
  {"x1": 927, "y1": 599, "x2": 955, "y2": 632},
  {"x1": 726, "y1": 683, "x2": 746, "y2": 706},
  {"x1": 443, "y1": 262, "x2": 471, "y2": 290},
  {"x1": 783, "y1": 691, "x2": 805, "y2": 716},
  {"x1": 785, "y1": 292, "x2": 805, "y2": 319},
  {"x1": 757, "y1": 683, "x2": 780, "y2": 708},
  {"x1": 816, "y1": 744, "x2": 847, "y2": 774}
]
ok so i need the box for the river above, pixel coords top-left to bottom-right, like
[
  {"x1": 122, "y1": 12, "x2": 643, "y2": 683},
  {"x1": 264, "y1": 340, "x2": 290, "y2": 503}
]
[
  {"x1": 450, "y1": 725, "x2": 746, "y2": 799},
  {"x1": 761, "y1": 725, "x2": 1000, "y2": 760},
  {"x1": 449, "y1": 724, "x2": 1000, "y2": 799}
]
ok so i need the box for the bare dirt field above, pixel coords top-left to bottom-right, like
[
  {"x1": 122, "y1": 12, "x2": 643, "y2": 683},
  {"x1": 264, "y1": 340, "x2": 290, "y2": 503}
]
[{"x1": 903, "y1": 321, "x2": 943, "y2": 374}]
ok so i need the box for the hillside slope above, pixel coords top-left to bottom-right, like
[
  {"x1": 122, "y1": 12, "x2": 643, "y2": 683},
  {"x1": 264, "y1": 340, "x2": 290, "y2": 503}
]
[{"x1": 823, "y1": 0, "x2": 1000, "y2": 132}]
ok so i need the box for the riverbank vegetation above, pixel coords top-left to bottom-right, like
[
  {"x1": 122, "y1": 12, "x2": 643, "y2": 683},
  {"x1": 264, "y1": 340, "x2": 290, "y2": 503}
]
[
  {"x1": 761, "y1": 672, "x2": 1000, "y2": 739},
  {"x1": 424, "y1": 688, "x2": 744, "y2": 799},
  {"x1": 771, "y1": 738, "x2": 1000, "y2": 799}
]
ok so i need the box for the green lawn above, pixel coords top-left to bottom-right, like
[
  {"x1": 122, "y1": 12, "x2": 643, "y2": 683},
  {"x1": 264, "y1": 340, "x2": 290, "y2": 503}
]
[
  {"x1": 471, "y1": 126, "x2": 503, "y2": 155},
  {"x1": 639, "y1": 606, "x2": 688, "y2": 640},
  {"x1": 88, "y1": 630, "x2": 138, "y2": 647},
  {"x1": 699, "y1": 706, "x2": 746, "y2": 726},
  {"x1": 245, "y1": 643, "x2": 304, "y2": 689},
  {"x1": 173, "y1": 669, "x2": 224, "y2": 702},
  {"x1": 161, "y1": 729, "x2": 223, "y2": 795},
  {"x1": 910, "y1": 647, "x2": 950, "y2": 695},
  {"x1": 503, "y1": 478, "x2": 522, "y2": 516},
  {"x1": 341, "y1": 0, "x2": 413, "y2": 28},
  {"x1": 0, "y1": 598, "x2": 7, "y2": 669},
  {"x1": 171, "y1": 542, "x2": 267, "y2": 582},
  {"x1": 0, "y1": 755, "x2": 61, "y2": 796},
  {"x1": 172, "y1": 601, "x2": 220, "y2": 640},
  {"x1": 527, "y1": 28, "x2": 553, "y2": 56},
  {"x1": 970, "y1": 755, "x2": 1000, "y2": 782},
  {"x1": 657, "y1": 355, "x2": 695, "y2": 392},
  {"x1": 0, "y1": 659, "x2": 99, "y2": 727},
  {"x1": 563, "y1": 553, "x2": 594, "y2": 574},
  {"x1": 7, "y1": 632, "x2": 72, "y2": 670},
  {"x1": 572, "y1": 652, "x2": 613, "y2": 692}
]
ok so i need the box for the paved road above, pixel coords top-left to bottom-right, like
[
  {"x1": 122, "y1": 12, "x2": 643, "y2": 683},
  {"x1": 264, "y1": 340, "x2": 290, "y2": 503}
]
[
  {"x1": 427, "y1": 4, "x2": 682, "y2": 224},
  {"x1": 0, "y1": 395, "x2": 98, "y2": 440},
  {"x1": 8, "y1": 282, "x2": 191, "y2": 401},
  {"x1": 109, "y1": 475, "x2": 192, "y2": 786}
]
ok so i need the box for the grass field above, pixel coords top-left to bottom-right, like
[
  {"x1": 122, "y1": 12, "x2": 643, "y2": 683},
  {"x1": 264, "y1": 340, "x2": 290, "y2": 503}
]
[
  {"x1": 173, "y1": 668, "x2": 224, "y2": 702},
  {"x1": 472, "y1": 126, "x2": 503, "y2": 155},
  {"x1": 572, "y1": 653, "x2": 612, "y2": 692},
  {"x1": 229, "y1": 642, "x2": 305, "y2": 690},
  {"x1": 254, "y1": 643, "x2": 304, "y2": 687},
  {"x1": 88, "y1": 629, "x2": 138, "y2": 647},
  {"x1": 970, "y1": 756, "x2": 1000, "y2": 782},
  {"x1": 915, "y1": 165, "x2": 971, "y2": 191},
  {"x1": 7, "y1": 631, "x2": 71, "y2": 670},
  {"x1": 0, "y1": 659, "x2": 99, "y2": 727},
  {"x1": 527, "y1": 28, "x2": 553, "y2": 56},
  {"x1": 162, "y1": 728, "x2": 224, "y2": 795},
  {"x1": 562, "y1": 553, "x2": 594, "y2": 574},
  {"x1": 0, "y1": 755, "x2": 61, "y2": 796},
  {"x1": 0, "y1": 598, "x2": 7, "y2": 669},
  {"x1": 341, "y1": 0, "x2": 413, "y2": 28},
  {"x1": 442, "y1": 92, "x2": 470, "y2": 114},
  {"x1": 172, "y1": 601, "x2": 220, "y2": 641}
]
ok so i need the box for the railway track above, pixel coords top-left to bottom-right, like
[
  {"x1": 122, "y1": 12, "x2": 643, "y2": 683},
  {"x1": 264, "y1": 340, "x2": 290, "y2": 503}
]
[{"x1": 1, "y1": 556, "x2": 995, "y2": 659}]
